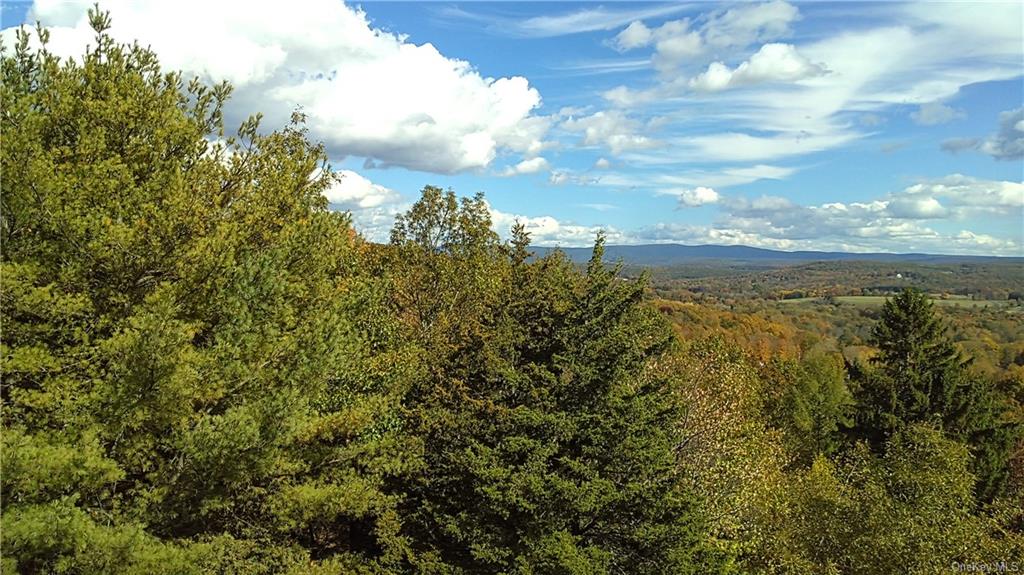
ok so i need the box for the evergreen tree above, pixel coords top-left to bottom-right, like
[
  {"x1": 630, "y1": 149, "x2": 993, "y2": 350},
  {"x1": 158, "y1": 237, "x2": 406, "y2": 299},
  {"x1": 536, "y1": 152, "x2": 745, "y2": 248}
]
[
  {"x1": 848, "y1": 288, "x2": 1021, "y2": 502},
  {"x1": 388, "y1": 193, "x2": 724, "y2": 574},
  {"x1": 2, "y1": 12, "x2": 418, "y2": 571}
]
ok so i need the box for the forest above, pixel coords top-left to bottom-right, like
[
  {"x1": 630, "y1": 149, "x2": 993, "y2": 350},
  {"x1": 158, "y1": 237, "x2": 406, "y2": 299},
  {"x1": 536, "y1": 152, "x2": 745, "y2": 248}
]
[{"x1": 2, "y1": 13, "x2": 1022, "y2": 574}]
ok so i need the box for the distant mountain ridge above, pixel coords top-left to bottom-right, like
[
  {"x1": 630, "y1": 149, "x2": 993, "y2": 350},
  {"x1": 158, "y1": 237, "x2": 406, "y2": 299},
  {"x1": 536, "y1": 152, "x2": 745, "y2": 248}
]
[{"x1": 532, "y1": 243, "x2": 1024, "y2": 266}]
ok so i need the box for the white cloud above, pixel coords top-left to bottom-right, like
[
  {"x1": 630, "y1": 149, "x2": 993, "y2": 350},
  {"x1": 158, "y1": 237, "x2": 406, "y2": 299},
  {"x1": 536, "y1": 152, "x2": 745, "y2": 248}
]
[
  {"x1": 689, "y1": 43, "x2": 825, "y2": 92},
  {"x1": 469, "y1": 3, "x2": 692, "y2": 38},
  {"x1": 548, "y1": 170, "x2": 601, "y2": 187},
  {"x1": 602, "y1": 2, "x2": 1021, "y2": 166},
  {"x1": 488, "y1": 205, "x2": 625, "y2": 246},
  {"x1": 702, "y1": 0, "x2": 801, "y2": 50},
  {"x1": 350, "y1": 204, "x2": 407, "y2": 243},
  {"x1": 594, "y1": 157, "x2": 611, "y2": 169},
  {"x1": 940, "y1": 137, "x2": 980, "y2": 154},
  {"x1": 612, "y1": 21, "x2": 652, "y2": 52},
  {"x1": 9, "y1": 0, "x2": 551, "y2": 174},
  {"x1": 595, "y1": 164, "x2": 798, "y2": 191},
  {"x1": 900, "y1": 174, "x2": 1024, "y2": 215},
  {"x1": 650, "y1": 19, "x2": 704, "y2": 72},
  {"x1": 601, "y1": 85, "x2": 660, "y2": 107},
  {"x1": 673, "y1": 187, "x2": 721, "y2": 207},
  {"x1": 613, "y1": 1, "x2": 800, "y2": 72},
  {"x1": 886, "y1": 196, "x2": 948, "y2": 219},
  {"x1": 317, "y1": 170, "x2": 406, "y2": 243},
  {"x1": 549, "y1": 58, "x2": 650, "y2": 77},
  {"x1": 627, "y1": 220, "x2": 1021, "y2": 255},
  {"x1": 323, "y1": 170, "x2": 402, "y2": 209},
  {"x1": 500, "y1": 156, "x2": 550, "y2": 177},
  {"x1": 911, "y1": 102, "x2": 965, "y2": 126},
  {"x1": 561, "y1": 110, "x2": 660, "y2": 154},
  {"x1": 485, "y1": 173, "x2": 1020, "y2": 255},
  {"x1": 580, "y1": 203, "x2": 617, "y2": 212},
  {"x1": 675, "y1": 131, "x2": 858, "y2": 163},
  {"x1": 655, "y1": 174, "x2": 1024, "y2": 255}
]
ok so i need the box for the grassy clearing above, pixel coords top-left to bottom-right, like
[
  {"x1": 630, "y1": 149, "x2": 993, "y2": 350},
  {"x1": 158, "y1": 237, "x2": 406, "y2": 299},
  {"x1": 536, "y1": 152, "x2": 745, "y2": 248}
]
[{"x1": 778, "y1": 296, "x2": 1013, "y2": 308}]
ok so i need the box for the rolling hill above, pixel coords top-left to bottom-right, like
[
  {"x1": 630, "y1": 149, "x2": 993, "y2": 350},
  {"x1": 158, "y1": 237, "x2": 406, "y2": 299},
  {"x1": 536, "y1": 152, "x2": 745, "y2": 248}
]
[{"x1": 533, "y1": 243, "x2": 1024, "y2": 266}]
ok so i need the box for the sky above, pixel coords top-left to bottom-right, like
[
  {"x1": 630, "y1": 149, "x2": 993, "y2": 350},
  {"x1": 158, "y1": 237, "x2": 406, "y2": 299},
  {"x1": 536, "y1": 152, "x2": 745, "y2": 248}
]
[{"x1": 2, "y1": 0, "x2": 1022, "y2": 255}]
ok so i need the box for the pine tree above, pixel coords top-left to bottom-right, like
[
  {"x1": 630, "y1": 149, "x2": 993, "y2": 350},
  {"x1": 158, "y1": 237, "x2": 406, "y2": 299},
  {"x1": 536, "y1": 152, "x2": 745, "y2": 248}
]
[
  {"x1": 848, "y1": 288, "x2": 1021, "y2": 502},
  {"x1": 1, "y1": 12, "x2": 418, "y2": 571},
  {"x1": 870, "y1": 287, "x2": 963, "y2": 387},
  {"x1": 389, "y1": 195, "x2": 724, "y2": 574}
]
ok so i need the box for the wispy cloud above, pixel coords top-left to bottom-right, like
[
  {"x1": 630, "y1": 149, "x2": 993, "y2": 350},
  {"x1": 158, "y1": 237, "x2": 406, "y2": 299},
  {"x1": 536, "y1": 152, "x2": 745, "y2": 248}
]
[
  {"x1": 547, "y1": 58, "x2": 650, "y2": 77},
  {"x1": 437, "y1": 3, "x2": 694, "y2": 38},
  {"x1": 596, "y1": 164, "x2": 798, "y2": 192},
  {"x1": 599, "y1": 1, "x2": 1021, "y2": 166},
  {"x1": 578, "y1": 203, "x2": 618, "y2": 212}
]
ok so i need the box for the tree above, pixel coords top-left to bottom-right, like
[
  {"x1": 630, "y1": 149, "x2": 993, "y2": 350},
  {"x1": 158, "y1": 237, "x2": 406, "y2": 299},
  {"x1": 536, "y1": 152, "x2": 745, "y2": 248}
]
[
  {"x1": 847, "y1": 288, "x2": 1021, "y2": 502},
  {"x1": 2, "y1": 12, "x2": 418, "y2": 571},
  {"x1": 869, "y1": 288, "x2": 963, "y2": 386},
  {"x1": 387, "y1": 194, "x2": 725, "y2": 573},
  {"x1": 762, "y1": 354, "x2": 854, "y2": 465},
  {"x1": 767, "y1": 425, "x2": 1022, "y2": 575}
]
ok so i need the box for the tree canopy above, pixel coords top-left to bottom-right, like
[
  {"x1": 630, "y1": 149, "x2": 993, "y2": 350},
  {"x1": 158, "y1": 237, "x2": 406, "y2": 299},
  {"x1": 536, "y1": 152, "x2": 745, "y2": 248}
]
[{"x1": 1, "y1": 11, "x2": 1020, "y2": 575}]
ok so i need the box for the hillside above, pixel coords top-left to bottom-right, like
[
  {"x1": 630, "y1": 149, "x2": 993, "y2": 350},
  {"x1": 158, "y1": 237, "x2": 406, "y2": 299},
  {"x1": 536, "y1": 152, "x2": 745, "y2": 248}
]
[{"x1": 535, "y1": 243, "x2": 1024, "y2": 266}]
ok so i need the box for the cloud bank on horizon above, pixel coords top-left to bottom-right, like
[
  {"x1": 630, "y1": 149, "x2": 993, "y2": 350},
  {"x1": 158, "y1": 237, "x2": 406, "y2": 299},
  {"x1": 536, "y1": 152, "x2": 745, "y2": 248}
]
[{"x1": 3, "y1": 0, "x2": 1022, "y2": 255}]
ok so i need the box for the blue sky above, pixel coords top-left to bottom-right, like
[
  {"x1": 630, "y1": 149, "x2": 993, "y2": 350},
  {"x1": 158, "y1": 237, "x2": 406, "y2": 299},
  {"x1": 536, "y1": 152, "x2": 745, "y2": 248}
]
[{"x1": 3, "y1": 1, "x2": 1022, "y2": 254}]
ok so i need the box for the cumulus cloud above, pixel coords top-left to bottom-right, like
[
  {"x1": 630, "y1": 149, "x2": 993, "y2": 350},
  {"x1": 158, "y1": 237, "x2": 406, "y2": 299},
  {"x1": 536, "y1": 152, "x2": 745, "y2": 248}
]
[
  {"x1": 483, "y1": 173, "x2": 1021, "y2": 255},
  {"x1": 900, "y1": 174, "x2": 1024, "y2": 215},
  {"x1": 673, "y1": 187, "x2": 721, "y2": 207},
  {"x1": 318, "y1": 170, "x2": 406, "y2": 242},
  {"x1": 886, "y1": 196, "x2": 948, "y2": 219},
  {"x1": 324, "y1": 170, "x2": 402, "y2": 209},
  {"x1": 666, "y1": 174, "x2": 1024, "y2": 254},
  {"x1": 561, "y1": 110, "x2": 661, "y2": 154},
  {"x1": 488, "y1": 205, "x2": 625, "y2": 246},
  {"x1": 612, "y1": 21, "x2": 653, "y2": 52},
  {"x1": 500, "y1": 157, "x2": 550, "y2": 177},
  {"x1": 594, "y1": 157, "x2": 612, "y2": 169},
  {"x1": 628, "y1": 221, "x2": 1019, "y2": 255},
  {"x1": 649, "y1": 19, "x2": 704, "y2": 72},
  {"x1": 688, "y1": 43, "x2": 826, "y2": 92},
  {"x1": 911, "y1": 102, "x2": 965, "y2": 125},
  {"x1": 702, "y1": 0, "x2": 801, "y2": 50},
  {"x1": 8, "y1": 0, "x2": 551, "y2": 174}
]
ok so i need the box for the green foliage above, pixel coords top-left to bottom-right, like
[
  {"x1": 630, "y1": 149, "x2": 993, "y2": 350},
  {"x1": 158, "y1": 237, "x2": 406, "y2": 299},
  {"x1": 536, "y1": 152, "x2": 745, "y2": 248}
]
[
  {"x1": 763, "y1": 426, "x2": 1023, "y2": 574},
  {"x1": 670, "y1": 339, "x2": 789, "y2": 566},
  {"x1": 847, "y1": 288, "x2": 1022, "y2": 502},
  {"x1": 870, "y1": 287, "x2": 963, "y2": 385},
  {"x1": 3, "y1": 10, "x2": 1018, "y2": 575},
  {"x1": 2, "y1": 11, "x2": 416, "y2": 572},
  {"x1": 387, "y1": 193, "x2": 722, "y2": 574},
  {"x1": 761, "y1": 354, "x2": 854, "y2": 465}
]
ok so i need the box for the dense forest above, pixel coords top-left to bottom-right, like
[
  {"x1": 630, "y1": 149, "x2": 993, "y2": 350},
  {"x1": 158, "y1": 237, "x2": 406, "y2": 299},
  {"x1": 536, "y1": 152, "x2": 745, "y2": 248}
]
[{"x1": 2, "y1": 13, "x2": 1022, "y2": 574}]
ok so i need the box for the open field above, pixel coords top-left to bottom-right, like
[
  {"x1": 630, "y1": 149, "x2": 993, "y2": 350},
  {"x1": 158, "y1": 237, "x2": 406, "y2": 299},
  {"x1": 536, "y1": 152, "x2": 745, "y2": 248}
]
[{"x1": 777, "y1": 295, "x2": 1015, "y2": 308}]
